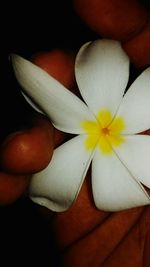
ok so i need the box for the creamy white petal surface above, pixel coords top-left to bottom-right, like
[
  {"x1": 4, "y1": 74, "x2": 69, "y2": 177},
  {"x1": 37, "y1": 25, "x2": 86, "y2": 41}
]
[
  {"x1": 117, "y1": 68, "x2": 150, "y2": 134},
  {"x1": 114, "y1": 135, "x2": 150, "y2": 188},
  {"x1": 29, "y1": 135, "x2": 94, "y2": 212},
  {"x1": 92, "y1": 148, "x2": 150, "y2": 211},
  {"x1": 12, "y1": 55, "x2": 95, "y2": 134},
  {"x1": 75, "y1": 39, "x2": 129, "y2": 118}
]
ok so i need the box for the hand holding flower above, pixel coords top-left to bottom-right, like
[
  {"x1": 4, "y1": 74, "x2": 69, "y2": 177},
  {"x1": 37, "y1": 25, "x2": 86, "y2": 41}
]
[{"x1": 0, "y1": 1, "x2": 150, "y2": 266}]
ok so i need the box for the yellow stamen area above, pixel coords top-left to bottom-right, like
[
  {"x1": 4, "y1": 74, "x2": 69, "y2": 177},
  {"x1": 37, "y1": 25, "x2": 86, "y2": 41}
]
[{"x1": 81, "y1": 109, "x2": 125, "y2": 155}]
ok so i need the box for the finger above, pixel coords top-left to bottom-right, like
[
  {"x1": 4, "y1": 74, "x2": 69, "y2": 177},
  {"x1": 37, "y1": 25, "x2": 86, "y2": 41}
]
[
  {"x1": 0, "y1": 114, "x2": 54, "y2": 174},
  {"x1": 73, "y1": 0, "x2": 149, "y2": 41},
  {"x1": 62, "y1": 207, "x2": 144, "y2": 266},
  {"x1": 73, "y1": 0, "x2": 150, "y2": 69},
  {"x1": 31, "y1": 49, "x2": 76, "y2": 93},
  {"x1": 122, "y1": 20, "x2": 150, "y2": 69},
  {"x1": 143, "y1": 217, "x2": 150, "y2": 266},
  {"x1": 0, "y1": 172, "x2": 30, "y2": 205}
]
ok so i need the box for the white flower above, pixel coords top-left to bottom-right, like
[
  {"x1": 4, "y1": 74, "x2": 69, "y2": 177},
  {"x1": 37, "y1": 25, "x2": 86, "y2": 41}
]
[{"x1": 12, "y1": 39, "x2": 150, "y2": 212}]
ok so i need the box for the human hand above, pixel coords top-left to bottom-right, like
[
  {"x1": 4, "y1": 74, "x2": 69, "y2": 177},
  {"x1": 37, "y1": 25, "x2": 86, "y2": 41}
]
[{"x1": 1, "y1": 0, "x2": 150, "y2": 266}]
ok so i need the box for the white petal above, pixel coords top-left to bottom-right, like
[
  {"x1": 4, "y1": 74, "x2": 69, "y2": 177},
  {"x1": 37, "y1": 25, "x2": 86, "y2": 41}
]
[
  {"x1": 11, "y1": 55, "x2": 95, "y2": 134},
  {"x1": 29, "y1": 135, "x2": 94, "y2": 212},
  {"x1": 92, "y1": 148, "x2": 150, "y2": 211},
  {"x1": 116, "y1": 68, "x2": 150, "y2": 134},
  {"x1": 113, "y1": 135, "x2": 150, "y2": 188},
  {"x1": 75, "y1": 39, "x2": 129, "y2": 117}
]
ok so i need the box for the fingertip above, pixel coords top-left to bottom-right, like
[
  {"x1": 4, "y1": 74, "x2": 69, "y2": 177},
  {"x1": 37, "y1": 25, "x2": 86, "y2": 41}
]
[
  {"x1": 32, "y1": 49, "x2": 76, "y2": 91},
  {"x1": 0, "y1": 116, "x2": 54, "y2": 174},
  {"x1": 122, "y1": 20, "x2": 150, "y2": 69},
  {"x1": 73, "y1": 0, "x2": 149, "y2": 41}
]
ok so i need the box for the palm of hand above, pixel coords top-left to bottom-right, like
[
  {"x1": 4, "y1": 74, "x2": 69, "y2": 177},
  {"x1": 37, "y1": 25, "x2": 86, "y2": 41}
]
[{"x1": 53, "y1": 176, "x2": 150, "y2": 267}]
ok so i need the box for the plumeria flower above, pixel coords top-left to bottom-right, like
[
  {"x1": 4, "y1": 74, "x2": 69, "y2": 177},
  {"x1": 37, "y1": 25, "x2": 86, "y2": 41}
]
[{"x1": 11, "y1": 39, "x2": 150, "y2": 212}]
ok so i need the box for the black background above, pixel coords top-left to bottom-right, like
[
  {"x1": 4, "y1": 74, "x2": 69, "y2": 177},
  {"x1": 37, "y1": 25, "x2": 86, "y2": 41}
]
[{"x1": 0, "y1": 1, "x2": 149, "y2": 266}]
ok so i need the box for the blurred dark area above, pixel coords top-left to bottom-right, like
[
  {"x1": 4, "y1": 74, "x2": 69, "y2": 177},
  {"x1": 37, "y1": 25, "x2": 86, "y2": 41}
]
[
  {"x1": 0, "y1": 198, "x2": 60, "y2": 266},
  {"x1": 0, "y1": 1, "x2": 98, "y2": 266}
]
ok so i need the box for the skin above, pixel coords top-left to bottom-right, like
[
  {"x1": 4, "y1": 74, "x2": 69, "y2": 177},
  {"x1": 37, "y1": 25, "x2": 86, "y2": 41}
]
[{"x1": 0, "y1": 0, "x2": 150, "y2": 266}]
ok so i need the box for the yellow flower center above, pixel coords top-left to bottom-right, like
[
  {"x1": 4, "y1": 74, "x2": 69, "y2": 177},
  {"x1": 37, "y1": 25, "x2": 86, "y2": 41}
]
[
  {"x1": 101, "y1": 127, "x2": 110, "y2": 135},
  {"x1": 81, "y1": 109, "x2": 125, "y2": 155}
]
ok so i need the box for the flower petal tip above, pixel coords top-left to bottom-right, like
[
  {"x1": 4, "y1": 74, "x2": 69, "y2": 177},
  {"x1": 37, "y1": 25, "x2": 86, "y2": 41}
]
[
  {"x1": 11, "y1": 53, "x2": 24, "y2": 68},
  {"x1": 30, "y1": 196, "x2": 71, "y2": 212}
]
